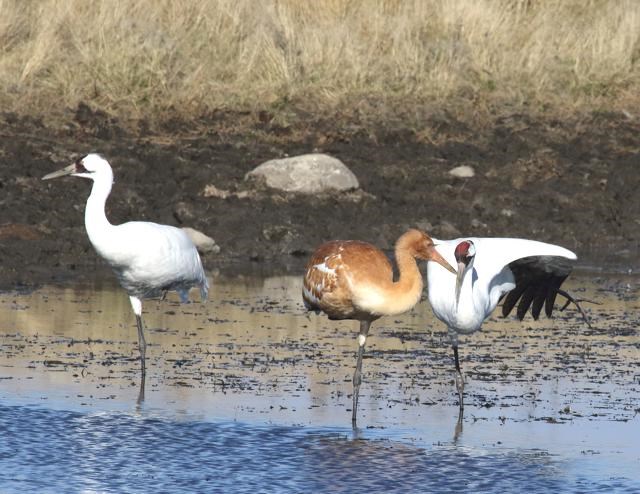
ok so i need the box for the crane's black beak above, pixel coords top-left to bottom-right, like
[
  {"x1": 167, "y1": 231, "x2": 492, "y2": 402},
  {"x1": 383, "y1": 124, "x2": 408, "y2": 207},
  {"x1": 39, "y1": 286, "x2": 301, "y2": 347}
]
[{"x1": 42, "y1": 163, "x2": 77, "y2": 180}]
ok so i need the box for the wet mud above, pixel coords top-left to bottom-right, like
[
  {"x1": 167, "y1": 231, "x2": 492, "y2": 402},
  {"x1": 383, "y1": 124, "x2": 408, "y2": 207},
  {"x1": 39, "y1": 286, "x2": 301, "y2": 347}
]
[
  {"x1": 1, "y1": 109, "x2": 639, "y2": 287},
  {"x1": 1, "y1": 273, "x2": 638, "y2": 423}
]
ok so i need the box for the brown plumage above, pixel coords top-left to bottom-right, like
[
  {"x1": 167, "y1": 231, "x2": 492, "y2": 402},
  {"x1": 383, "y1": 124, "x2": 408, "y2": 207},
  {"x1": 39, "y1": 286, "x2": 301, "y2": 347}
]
[{"x1": 302, "y1": 228, "x2": 456, "y2": 425}]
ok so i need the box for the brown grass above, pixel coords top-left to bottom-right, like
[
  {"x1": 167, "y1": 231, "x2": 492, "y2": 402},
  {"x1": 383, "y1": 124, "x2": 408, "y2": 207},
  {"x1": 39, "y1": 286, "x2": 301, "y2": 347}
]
[{"x1": 0, "y1": 0, "x2": 638, "y2": 126}]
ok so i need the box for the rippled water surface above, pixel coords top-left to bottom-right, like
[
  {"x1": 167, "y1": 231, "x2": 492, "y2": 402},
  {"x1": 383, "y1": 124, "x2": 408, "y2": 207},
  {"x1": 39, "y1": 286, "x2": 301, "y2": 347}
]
[{"x1": 1, "y1": 272, "x2": 639, "y2": 493}]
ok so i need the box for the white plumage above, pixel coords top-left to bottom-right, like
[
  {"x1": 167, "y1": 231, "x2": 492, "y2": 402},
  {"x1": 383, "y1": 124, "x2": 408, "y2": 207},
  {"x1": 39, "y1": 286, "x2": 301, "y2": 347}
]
[
  {"x1": 426, "y1": 236, "x2": 581, "y2": 411},
  {"x1": 95, "y1": 221, "x2": 207, "y2": 301},
  {"x1": 43, "y1": 153, "x2": 208, "y2": 376}
]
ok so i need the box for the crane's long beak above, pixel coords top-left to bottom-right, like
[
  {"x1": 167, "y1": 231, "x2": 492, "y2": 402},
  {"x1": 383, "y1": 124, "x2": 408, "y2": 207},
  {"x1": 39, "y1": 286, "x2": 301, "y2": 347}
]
[
  {"x1": 429, "y1": 247, "x2": 457, "y2": 275},
  {"x1": 454, "y1": 261, "x2": 466, "y2": 307},
  {"x1": 42, "y1": 163, "x2": 76, "y2": 180}
]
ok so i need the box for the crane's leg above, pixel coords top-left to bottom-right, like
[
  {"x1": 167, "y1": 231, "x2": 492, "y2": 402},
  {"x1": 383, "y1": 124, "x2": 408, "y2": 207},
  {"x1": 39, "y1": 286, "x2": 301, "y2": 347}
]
[
  {"x1": 449, "y1": 329, "x2": 464, "y2": 412},
  {"x1": 453, "y1": 408, "x2": 463, "y2": 442},
  {"x1": 129, "y1": 296, "x2": 146, "y2": 377},
  {"x1": 137, "y1": 370, "x2": 146, "y2": 406},
  {"x1": 352, "y1": 320, "x2": 371, "y2": 426},
  {"x1": 453, "y1": 345, "x2": 464, "y2": 411},
  {"x1": 556, "y1": 288, "x2": 598, "y2": 329}
]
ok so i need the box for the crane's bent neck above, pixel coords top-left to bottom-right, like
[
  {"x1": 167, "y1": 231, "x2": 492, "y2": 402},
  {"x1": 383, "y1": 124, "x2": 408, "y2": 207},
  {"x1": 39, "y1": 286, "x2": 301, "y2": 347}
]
[
  {"x1": 84, "y1": 174, "x2": 115, "y2": 244},
  {"x1": 386, "y1": 244, "x2": 423, "y2": 313}
]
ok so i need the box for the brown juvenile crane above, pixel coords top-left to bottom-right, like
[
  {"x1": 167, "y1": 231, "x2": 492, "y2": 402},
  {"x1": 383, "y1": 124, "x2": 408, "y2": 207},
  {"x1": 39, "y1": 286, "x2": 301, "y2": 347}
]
[{"x1": 302, "y1": 229, "x2": 457, "y2": 426}]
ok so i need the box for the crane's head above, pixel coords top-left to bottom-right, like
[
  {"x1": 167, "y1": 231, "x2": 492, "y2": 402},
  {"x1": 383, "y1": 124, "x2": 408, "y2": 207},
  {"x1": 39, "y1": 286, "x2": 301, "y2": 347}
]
[
  {"x1": 399, "y1": 229, "x2": 456, "y2": 274},
  {"x1": 454, "y1": 240, "x2": 476, "y2": 306},
  {"x1": 42, "y1": 153, "x2": 113, "y2": 182}
]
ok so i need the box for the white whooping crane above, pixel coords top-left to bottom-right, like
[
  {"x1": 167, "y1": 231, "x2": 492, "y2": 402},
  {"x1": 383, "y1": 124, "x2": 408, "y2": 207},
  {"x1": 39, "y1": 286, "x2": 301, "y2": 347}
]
[
  {"x1": 426, "y1": 237, "x2": 590, "y2": 411},
  {"x1": 302, "y1": 229, "x2": 456, "y2": 426},
  {"x1": 43, "y1": 154, "x2": 208, "y2": 377}
]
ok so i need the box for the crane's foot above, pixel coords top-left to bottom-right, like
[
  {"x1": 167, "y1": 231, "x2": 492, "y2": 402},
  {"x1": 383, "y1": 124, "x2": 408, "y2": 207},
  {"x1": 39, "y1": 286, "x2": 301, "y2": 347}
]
[{"x1": 557, "y1": 288, "x2": 600, "y2": 328}]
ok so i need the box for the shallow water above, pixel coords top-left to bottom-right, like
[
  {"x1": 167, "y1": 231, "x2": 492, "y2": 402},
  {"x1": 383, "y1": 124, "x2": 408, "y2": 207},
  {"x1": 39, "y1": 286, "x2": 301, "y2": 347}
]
[{"x1": 0, "y1": 272, "x2": 638, "y2": 493}]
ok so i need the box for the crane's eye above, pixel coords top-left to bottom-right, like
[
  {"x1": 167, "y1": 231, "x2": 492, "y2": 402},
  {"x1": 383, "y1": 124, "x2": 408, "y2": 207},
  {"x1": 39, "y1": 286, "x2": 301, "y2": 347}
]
[{"x1": 75, "y1": 159, "x2": 89, "y2": 174}]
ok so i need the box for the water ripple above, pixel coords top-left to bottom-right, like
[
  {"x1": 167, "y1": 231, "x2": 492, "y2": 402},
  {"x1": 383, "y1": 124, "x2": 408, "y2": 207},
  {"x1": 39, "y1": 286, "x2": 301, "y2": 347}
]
[{"x1": 0, "y1": 404, "x2": 637, "y2": 493}]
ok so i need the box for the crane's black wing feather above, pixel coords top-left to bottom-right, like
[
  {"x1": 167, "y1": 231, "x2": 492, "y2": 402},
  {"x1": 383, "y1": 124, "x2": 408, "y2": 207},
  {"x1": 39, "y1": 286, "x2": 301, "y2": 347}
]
[{"x1": 501, "y1": 256, "x2": 574, "y2": 320}]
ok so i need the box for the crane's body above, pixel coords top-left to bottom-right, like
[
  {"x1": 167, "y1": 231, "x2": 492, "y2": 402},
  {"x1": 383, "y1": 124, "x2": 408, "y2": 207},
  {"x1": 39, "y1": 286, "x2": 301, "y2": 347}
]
[
  {"x1": 303, "y1": 240, "x2": 426, "y2": 321},
  {"x1": 425, "y1": 236, "x2": 579, "y2": 411},
  {"x1": 90, "y1": 220, "x2": 208, "y2": 302},
  {"x1": 43, "y1": 154, "x2": 208, "y2": 378},
  {"x1": 303, "y1": 229, "x2": 456, "y2": 426}
]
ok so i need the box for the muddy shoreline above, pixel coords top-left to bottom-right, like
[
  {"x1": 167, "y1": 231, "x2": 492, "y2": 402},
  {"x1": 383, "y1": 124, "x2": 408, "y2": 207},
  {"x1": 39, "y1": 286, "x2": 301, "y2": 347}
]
[{"x1": 1, "y1": 109, "x2": 638, "y2": 288}]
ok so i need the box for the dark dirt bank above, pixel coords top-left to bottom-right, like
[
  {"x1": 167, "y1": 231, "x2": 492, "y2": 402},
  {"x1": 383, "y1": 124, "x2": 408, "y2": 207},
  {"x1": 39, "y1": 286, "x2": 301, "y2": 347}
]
[{"x1": 0, "y1": 107, "x2": 638, "y2": 288}]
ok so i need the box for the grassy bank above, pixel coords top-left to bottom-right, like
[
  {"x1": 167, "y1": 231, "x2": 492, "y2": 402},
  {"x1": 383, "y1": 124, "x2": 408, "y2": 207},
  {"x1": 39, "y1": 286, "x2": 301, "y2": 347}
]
[{"x1": 1, "y1": 0, "x2": 638, "y2": 127}]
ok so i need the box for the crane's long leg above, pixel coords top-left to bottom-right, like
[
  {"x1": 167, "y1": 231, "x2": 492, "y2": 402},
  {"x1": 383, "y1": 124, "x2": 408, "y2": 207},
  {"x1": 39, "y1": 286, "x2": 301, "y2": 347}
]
[
  {"x1": 352, "y1": 320, "x2": 371, "y2": 426},
  {"x1": 137, "y1": 370, "x2": 146, "y2": 406},
  {"x1": 449, "y1": 329, "x2": 464, "y2": 412},
  {"x1": 129, "y1": 296, "x2": 147, "y2": 377},
  {"x1": 556, "y1": 289, "x2": 599, "y2": 329},
  {"x1": 453, "y1": 344, "x2": 464, "y2": 411}
]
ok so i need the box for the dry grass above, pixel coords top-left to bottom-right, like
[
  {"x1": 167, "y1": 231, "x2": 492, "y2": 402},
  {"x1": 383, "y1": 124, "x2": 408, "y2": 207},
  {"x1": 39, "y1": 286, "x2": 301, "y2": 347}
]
[{"x1": 0, "y1": 0, "x2": 638, "y2": 126}]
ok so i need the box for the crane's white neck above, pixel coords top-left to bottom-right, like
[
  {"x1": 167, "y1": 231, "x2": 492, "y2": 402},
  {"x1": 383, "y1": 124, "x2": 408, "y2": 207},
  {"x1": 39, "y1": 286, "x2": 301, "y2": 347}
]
[
  {"x1": 451, "y1": 260, "x2": 487, "y2": 333},
  {"x1": 457, "y1": 263, "x2": 475, "y2": 309},
  {"x1": 84, "y1": 171, "x2": 115, "y2": 246}
]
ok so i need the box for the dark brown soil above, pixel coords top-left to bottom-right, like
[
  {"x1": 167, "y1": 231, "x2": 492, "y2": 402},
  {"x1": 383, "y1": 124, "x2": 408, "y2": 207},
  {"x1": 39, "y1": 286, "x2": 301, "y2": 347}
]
[{"x1": 1, "y1": 107, "x2": 638, "y2": 287}]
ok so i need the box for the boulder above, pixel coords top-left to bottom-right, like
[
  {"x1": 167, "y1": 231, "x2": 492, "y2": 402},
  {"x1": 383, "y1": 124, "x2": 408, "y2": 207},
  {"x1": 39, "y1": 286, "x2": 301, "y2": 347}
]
[
  {"x1": 182, "y1": 227, "x2": 220, "y2": 254},
  {"x1": 448, "y1": 165, "x2": 475, "y2": 178},
  {"x1": 246, "y1": 153, "x2": 359, "y2": 194}
]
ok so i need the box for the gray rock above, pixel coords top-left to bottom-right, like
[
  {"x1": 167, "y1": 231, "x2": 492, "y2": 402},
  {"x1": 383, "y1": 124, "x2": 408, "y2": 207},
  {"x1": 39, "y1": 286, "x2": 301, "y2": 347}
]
[
  {"x1": 182, "y1": 227, "x2": 220, "y2": 254},
  {"x1": 449, "y1": 165, "x2": 475, "y2": 178},
  {"x1": 500, "y1": 208, "x2": 515, "y2": 218},
  {"x1": 246, "y1": 153, "x2": 359, "y2": 194}
]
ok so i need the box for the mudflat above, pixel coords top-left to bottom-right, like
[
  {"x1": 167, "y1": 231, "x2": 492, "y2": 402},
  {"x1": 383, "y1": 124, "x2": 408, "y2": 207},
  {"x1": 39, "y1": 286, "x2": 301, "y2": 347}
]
[{"x1": 1, "y1": 108, "x2": 638, "y2": 286}]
